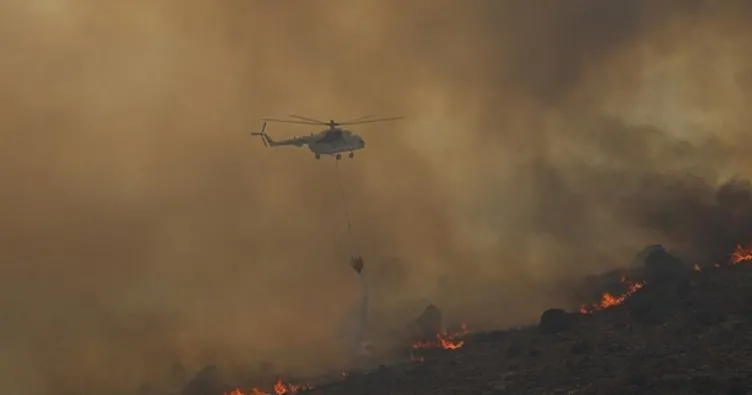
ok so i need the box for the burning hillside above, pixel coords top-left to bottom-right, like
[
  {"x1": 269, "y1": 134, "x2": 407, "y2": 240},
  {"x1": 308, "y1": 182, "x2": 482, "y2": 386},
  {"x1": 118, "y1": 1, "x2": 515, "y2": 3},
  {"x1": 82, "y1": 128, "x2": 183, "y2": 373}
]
[
  {"x1": 731, "y1": 243, "x2": 752, "y2": 265},
  {"x1": 224, "y1": 379, "x2": 311, "y2": 395},
  {"x1": 410, "y1": 323, "x2": 468, "y2": 351},
  {"x1": 161, "y1": 237, "x2": 752, "y2": 395},
  {"x1": 579, "y1": 276, "x2": 645, "y2": 315},
  {"x1": 311, "y1": 242, "x2": 752, "y2": 394},
  {"x1": 577, "y1": 239, "x2": 752, "y2": 317}
]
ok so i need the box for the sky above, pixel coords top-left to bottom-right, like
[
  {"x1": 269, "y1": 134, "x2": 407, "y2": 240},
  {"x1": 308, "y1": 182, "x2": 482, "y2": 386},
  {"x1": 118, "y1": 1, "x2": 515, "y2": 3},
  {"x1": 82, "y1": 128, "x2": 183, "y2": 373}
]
[{"x1": 2, "y1": 1, "x2": 752, "y2": 394}]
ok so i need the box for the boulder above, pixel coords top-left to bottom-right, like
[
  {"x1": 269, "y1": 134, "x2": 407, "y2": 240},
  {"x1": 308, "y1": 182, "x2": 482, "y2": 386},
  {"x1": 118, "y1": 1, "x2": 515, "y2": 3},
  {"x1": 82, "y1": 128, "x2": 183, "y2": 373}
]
[
  {"x1": 415, "y1": 304, "x2": 443, "y2": 338},
  {"x1": 180, "y1": 365, "x2": 224, "y2": 395},
  {"x1": 630, "y1": 244, "x2": 666, "y2": 268},
  {"x1": 538, "y1": 308, "x2": 572, "y2": 334},
  {"x1": 643, "y1": 246, "x2": 690, "y2": 283}
]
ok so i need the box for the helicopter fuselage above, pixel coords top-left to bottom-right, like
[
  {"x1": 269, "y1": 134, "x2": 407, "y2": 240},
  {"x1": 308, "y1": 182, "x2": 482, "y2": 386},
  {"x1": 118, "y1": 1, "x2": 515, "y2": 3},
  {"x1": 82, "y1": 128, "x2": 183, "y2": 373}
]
[{"x1": 307, "y1": 128, "x2": 365, "y2": 156}]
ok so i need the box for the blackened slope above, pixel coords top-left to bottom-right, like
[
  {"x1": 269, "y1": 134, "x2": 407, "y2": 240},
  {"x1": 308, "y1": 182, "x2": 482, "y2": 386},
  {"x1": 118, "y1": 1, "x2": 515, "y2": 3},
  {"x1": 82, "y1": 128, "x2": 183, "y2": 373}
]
[{"x1": 304, "y1": 264, "x2": 752, "y2": 395}]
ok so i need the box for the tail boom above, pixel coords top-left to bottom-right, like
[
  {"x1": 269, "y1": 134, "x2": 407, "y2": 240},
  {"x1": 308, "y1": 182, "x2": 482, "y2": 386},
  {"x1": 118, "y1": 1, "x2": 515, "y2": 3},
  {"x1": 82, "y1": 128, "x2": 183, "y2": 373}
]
[
  {"x1": 251, "y1": 121, "x2": 305, "y2": 148},
  {"x1": 251, "y1": 122, "x2": 272, "y2": 147}
]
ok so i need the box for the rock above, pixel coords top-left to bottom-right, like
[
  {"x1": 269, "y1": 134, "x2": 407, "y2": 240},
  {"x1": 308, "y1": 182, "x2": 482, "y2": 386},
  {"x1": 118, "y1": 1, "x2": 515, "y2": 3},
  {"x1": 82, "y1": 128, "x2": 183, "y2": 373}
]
[
  {"x1": 538, "y1": 308, "x2": 572, "y2": 334},
  {"x1": 630, "y1": 244, "x2": 666, "y2": 267},
  {"x1": 180, "y1": 365, "x2": 224, "y2": 395},
  {"x1": 643, "y1": 246, "x2": 690, "y2": 283},
  {"x1": 415, "y1": 304, "x2": 443, "y2": 338}
]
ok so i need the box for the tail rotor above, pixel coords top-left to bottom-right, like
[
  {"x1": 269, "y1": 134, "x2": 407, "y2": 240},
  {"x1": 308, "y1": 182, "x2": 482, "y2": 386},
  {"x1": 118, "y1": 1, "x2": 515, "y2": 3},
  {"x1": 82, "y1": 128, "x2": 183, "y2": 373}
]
[{"x1": 251, "y1": 121, "x2": 269, "y2": 147}]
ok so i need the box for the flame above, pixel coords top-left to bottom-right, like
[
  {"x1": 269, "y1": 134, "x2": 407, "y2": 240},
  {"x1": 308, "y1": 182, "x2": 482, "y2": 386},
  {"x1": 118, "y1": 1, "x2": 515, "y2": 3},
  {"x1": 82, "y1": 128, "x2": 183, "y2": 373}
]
[
  {"x1": 411, "y1": 323, "x2": 468, "y2": 350},
  {"x1": 224, "y1": 379, "x2": 310, "y2": 395},
  {"x1": 693, "y1": 263, "x2": 701, "y2": 272},
  {"x1": 273, "y1": 379, "x2": 301, "y2": 395},
  {"x1": 225, "y1": 389, "x2": 267, "y2": 395},
  {"x1": 579, "y1": 276, "x2": 644, "y2": 315},
  {"x1": 731, "y1": 243, "x2": 752, "y2": 265}
]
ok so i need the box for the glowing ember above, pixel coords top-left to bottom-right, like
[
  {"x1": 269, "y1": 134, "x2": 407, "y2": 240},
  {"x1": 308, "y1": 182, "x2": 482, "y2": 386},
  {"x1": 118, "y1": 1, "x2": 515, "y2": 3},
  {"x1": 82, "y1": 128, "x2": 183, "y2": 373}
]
[
  {"x1": 579, "y1": 276, "x2": 645, "y2": 315},
  {"x1": 411, "y1": 323, "x2": 468, "y2": 350},
  {"x1": 731, "y1": 243, "x2": 752, "y2": 264},
  {"x1": 224, "y1": 379, "x2": 310, "y2": 395}
]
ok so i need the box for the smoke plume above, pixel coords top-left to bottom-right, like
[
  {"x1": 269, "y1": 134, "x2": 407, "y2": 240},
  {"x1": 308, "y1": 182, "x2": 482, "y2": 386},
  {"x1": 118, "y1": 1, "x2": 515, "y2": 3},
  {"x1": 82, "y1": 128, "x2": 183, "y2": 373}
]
[{"x1": 2, "y1": 0, "x2": 752, "y2": 393}]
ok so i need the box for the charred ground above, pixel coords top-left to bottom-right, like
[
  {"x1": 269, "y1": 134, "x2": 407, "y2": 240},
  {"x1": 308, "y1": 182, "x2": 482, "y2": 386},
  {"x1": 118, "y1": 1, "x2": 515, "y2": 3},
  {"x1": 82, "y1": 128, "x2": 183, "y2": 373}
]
[{"x1": 169, "y1": 245, "x2": 752, "y2": 395}]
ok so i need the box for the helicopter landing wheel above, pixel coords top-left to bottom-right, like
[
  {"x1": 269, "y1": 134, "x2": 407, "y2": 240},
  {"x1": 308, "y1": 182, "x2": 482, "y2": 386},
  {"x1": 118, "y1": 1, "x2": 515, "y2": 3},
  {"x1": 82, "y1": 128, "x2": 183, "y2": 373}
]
[
  {"x1": 349, "y1": 152, "x2": 354, "y2": 158},
  {"x1": 314, "y1": 154, "x2": 320, "y2": 160},
  {"x1": 336, "y1": 154, "x2": 342, "y2": 160}
]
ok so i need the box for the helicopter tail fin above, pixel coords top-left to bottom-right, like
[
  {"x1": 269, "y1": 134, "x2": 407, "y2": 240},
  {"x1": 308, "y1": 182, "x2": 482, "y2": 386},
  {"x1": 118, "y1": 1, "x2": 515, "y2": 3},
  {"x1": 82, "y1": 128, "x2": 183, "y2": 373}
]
[{"x1": 251, "y1": 122, "x2": 273, "y2": 147}]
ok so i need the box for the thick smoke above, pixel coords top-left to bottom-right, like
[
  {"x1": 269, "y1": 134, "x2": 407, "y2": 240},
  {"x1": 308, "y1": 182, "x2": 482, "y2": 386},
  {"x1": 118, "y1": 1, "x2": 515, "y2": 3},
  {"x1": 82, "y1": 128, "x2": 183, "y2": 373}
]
[{"x1": 2, "y1": 0, "x2": 752, "y2": 393}]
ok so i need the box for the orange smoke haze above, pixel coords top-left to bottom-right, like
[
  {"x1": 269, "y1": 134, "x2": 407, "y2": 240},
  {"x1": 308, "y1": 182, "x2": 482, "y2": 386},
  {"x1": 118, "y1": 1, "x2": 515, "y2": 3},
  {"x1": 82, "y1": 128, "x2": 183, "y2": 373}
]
[{"x1": 3, "y1": 1, "x2": 752, "y2": 394}]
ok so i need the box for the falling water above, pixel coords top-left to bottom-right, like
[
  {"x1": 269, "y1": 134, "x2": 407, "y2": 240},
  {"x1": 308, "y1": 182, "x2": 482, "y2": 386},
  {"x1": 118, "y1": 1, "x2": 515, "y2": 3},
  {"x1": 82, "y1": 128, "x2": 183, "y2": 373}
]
[{"x1": 336, "y1": 258, "x2": 371, "y2": 368}]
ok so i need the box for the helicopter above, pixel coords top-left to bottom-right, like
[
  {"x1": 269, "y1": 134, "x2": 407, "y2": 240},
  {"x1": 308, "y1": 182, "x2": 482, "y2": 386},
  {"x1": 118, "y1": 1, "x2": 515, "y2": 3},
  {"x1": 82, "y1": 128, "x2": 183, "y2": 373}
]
[{"x1": 251, "y1": 114, "x2": 402, "y2": 160}]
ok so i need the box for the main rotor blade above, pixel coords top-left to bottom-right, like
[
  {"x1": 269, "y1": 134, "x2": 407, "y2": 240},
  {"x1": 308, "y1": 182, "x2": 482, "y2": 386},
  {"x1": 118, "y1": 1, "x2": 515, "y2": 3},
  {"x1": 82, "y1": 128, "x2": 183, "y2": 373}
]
[
  {"x1": 340, "y1": 114, "x2": 375, "y2": 123},
  {"x1": 262, "y1": 118, "x2": 321, "y2": 125},
  {"x1": 288, "y1": 114, "x2": 329, "y2": 124},
  {"x1": 338, "y1": 116, "x2": 404, "y2": 126}
]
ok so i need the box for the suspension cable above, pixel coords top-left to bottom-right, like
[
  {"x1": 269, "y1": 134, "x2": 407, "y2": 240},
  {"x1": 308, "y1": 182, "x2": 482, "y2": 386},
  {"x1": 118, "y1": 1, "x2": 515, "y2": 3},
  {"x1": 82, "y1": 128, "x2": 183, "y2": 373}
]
[
  {"x1": 334, "y1": 160, "x2": 360, "y2": 256},
  {"x1": 337, "y1": 160, "x2": 372, "y2": 365}
]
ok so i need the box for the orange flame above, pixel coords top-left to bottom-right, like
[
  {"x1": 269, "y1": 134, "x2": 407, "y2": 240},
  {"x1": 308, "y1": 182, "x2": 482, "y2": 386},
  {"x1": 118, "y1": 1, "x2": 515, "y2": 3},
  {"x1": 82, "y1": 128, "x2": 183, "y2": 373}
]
[
  {"x1": 225, "y1": 389, "x2": 267, "y2": 395},
  {"x1": 411, "y1": 323, "x2": 468, "y2": 350},
  {"x1": 579, "y1": 276, "x2": 644, "y2": 315},
  {"x1": 224, "y1": 379, "x2": 310, "y2": 395},
  {"x1": 731, "y1": 243, "x2": 752, "y2": 265},
  {"x1": 273, "y1": 379, "x2": 301, "y2": 395}
]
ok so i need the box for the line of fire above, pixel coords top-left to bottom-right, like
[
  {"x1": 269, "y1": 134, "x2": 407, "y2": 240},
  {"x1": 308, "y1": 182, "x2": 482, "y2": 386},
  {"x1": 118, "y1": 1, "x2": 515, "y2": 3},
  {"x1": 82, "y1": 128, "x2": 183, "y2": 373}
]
[{"x1": 218, "y1": 241, "x2": 752, "y2": 395}]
